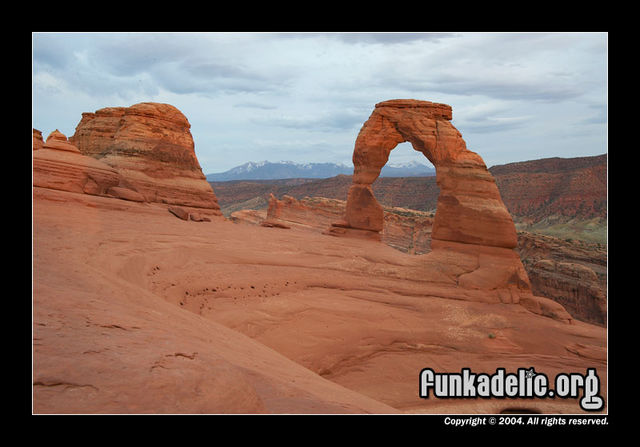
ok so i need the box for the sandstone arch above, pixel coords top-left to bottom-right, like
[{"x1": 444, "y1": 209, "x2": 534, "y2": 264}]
[
  {"x1": 329, "y1": 100, "x2": 572, "y2": 320},
  {"x1": 336, "y1": 99, "x2": 517, "y2": 249}
]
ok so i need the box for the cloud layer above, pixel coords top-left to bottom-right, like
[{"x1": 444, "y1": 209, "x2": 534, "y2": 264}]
[{"x1": 32, "y1": 32, "x2": 607, "y2": 173}]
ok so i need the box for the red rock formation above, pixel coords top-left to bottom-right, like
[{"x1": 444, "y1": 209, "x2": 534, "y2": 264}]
[
  {"x1": 70, "y1": 102, "x2": 221, "y2": 213},
  {"x1": 167, "y1": 205, "x2": 213, "y2": 222},
  {"x1": 337, "y1": 99, "x2": 515, "y2": 248},
  {"x1": 382, "y1": 208, "x2": 433, "y2": 255},
  {"x1": 168, "y1": 205, "x2": 190, "y2": 221},
  {"x1": 517, "y1": 231, "x2": 607, "y2": 326},
  {"x1": 107, "y1": 186, "x2": 146, "y2": 203},
  {"x1": 230, "y1": 209, "x2": 267, "y2": 226},
  {"x1": 256, "y1": 194, "x2": 434, "y2": 254},
  {"x1": 255, "y1": 193, "x2": 602, "y2": 325},
  {"x1": 33, "y1": 128, "x2": 44, "y2": 150},
  {"x1": 264, "y1": 194, "x2": 340, "y2": 230},
  {"x1": 33, "y1": 130, "x2": 121, "y2": 196},
  {"x1": 329, "y1": 100, "x2": 570, "y2": 320},
  {"x1": 490, "y1": 154, "x2": 607, "y2": 221}
]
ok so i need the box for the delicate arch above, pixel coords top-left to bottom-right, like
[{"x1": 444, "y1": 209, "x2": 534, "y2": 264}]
[{"x1": 339, "y1": 99, "x2": 517, "y2": 249}]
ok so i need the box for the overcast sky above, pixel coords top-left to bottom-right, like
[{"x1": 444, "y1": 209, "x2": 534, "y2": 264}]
[{"x1": 32, "y1": 32, "x2": 607, "y2": 174}]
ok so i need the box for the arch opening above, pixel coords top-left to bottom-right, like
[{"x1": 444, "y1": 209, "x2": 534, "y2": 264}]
[
  {"x1": 371, "y1": 141, "x2": 437, "y2": 213},
  {"x1": 382, "y1": 142, "x2": 435, "y2": 175}
]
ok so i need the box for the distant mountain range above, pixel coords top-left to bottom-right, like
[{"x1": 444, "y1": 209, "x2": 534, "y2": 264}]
[
  {"x1": 209, "y1": 154, "x2": 607, "y2": 244},
  {"x1": 206, "y1": 160, "x2": 435, "y2": 181}
]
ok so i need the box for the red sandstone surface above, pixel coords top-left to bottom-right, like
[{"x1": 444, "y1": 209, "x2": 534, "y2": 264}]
[
  {"x1": 237, "y1": 194, "x2": 434, "y2": 255},
  {"x1": 70, "y1": 102, "x2": 221, "y2": 212},
  {"x1": 33, "y1": 129, "x2": 122, "y2": 196},
  {"x1": 240, "y1": 195, "x2": 606, "y2": 326},
  {"x1": 33, "y1": 188, "x2": 607, "y2": 414},
  {"x1": 32, "y1": 100, "x2": 607, "y2": 415}
]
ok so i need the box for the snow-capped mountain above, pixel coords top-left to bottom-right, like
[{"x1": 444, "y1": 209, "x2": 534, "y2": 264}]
[
  {"x1": 206, "y1": 160, "x2": 435, "y2": 181},
  {"x1": 380, "y1": 160, "x2": 436, "y2": 178}
]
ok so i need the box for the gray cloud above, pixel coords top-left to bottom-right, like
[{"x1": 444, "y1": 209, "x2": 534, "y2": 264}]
[
  {"x1": 173, "y1": 58, "x2": 287, "y2": 95},
  {"x1": 579, "y1": 104, "x2": 607, "y2": 125},
  {"x1": 267, "y1": 32, "x2": 456, "y2": 45},
  {"x1": 367, "y1": 33, "x2": 604, "y2": 104},
  {"x1": 431, "y1": 75, "x2": 584, "y2": 103},
  {"x1": 33, "y1": 34, "x2": 74, "y2": 69},
  {"x1": 185, "y1": 61, "x2": 260, "y2": 79},
  {"x1": 34, "y1": 33, "x2": 293, "y2": 98},
  {"x1": 378, "y1": 70, "x2": 586, "y2": 104},
  {"x1": 92, "y1": 33, "x2": 198, "y2": 76},
  {"x1": 32, "y1": 32, "x2": 607, "y2": 173},
  {"x1": 153, "y1": 63, "x2": 279, "y2": 95},
  {"x1": 457, "y1": 116, "x2": 531, "y2": 134},
  {"x1": 233, "y1": 102, "x2": 278, "y2": 110},
  {"x1": 252, "y1": 109, "x2": 367, "y2": 132},
  {"x1": 333, "y1": 32, "x2": 457, "y2": 45}
]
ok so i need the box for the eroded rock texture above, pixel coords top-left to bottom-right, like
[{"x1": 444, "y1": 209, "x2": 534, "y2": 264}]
[
  {"x1": 33, "y1": 130, "x2": 122, "y2": 196},
  {"x1": 33, "y1": 128, "x2": 44, "y2": 150},
  {"x1": 517, "y1": 232, "x2": 607, "y2": 326},
  {"x1": 70, "y1": 102, "x2": 221, "y2": 212},
  {"x1": 254, "y1": 194, "x2": 434, "y2": 254}
]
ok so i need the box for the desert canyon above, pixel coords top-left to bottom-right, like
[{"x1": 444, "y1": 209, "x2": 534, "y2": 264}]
[{"x1": 32, "y1": 100, "x2": 607, "y2": 414}]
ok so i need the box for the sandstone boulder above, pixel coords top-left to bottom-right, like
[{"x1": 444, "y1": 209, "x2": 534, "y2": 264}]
[
  {"x1": 519, "y1": 295, "x2": 574, "y2": 323},
  {"x1": 70, "y1": 102, "x2": 221, "y2": 213},
  {"x1": 189, "y1": 212, "x2": 211, "y2": 222},
  {"x1": 168, "y1": 205, "x2": 190, "y2": 221}
]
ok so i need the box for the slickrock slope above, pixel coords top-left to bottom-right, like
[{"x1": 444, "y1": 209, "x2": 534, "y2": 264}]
[
  {"x1": 70, "y1": 102, "x2": 221, "y2": 213},
  {"x1": 241, "y1": 194, "x2": 605, "y2": 326},
  {"x1": 33, "y1": 190, "x2": 397, "y2": 414},
  {"x1": 33, "y1": 187, "x2": 606, "y2": 414}
]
